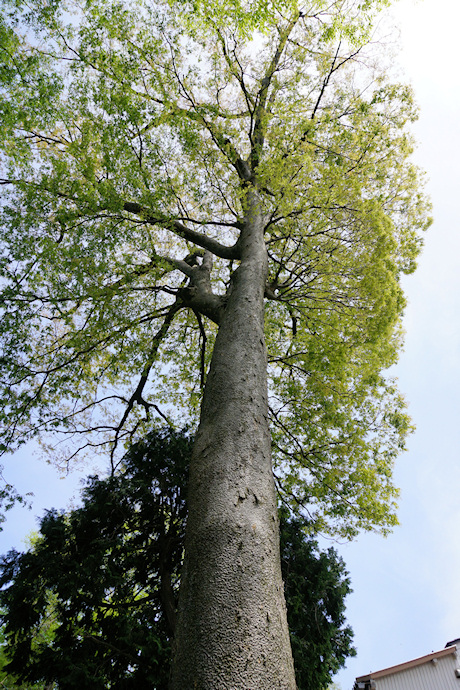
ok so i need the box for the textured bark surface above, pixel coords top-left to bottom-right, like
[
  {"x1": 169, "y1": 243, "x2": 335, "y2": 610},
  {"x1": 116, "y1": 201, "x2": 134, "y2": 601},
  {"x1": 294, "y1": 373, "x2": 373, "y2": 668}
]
[{"x1": 170, "y1": 194, "x2": 296, "y2": 689}]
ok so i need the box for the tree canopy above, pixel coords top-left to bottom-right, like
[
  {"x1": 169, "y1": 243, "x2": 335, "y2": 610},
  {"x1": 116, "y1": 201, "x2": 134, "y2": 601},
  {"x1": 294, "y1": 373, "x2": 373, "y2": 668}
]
[
  {"x1": 0, "y1": 428, "x2": 355, "y2": 690},
  {"x1": 0, "y1": 0, "x2": 430, "y2": 539}
]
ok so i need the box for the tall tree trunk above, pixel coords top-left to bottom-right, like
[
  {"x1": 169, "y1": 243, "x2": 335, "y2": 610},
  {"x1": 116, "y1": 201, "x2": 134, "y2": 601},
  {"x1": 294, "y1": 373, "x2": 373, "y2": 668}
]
[{"x1": 170, "y1": 192, "x2": 296, "y2": 689}]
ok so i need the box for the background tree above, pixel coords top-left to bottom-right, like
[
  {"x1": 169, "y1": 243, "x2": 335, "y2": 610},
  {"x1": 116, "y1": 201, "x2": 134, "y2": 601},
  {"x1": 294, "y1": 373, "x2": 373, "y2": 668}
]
[
  {"x1": 0, "y1": 429, "x2": 355, "y2": 690},
  {"x1": 0, "y1": 0, "x2": 430, "y2": 684},
  {"x1": 280, "y1": 512, "x2": 355, "y2": 689},
  {"x1": 0, "y1": 428, "x2": 191, "y2": 689}
]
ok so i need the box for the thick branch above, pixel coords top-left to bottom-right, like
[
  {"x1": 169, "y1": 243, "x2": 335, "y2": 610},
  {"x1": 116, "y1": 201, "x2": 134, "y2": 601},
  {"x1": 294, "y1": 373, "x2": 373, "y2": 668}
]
[
  {"x1": 123, "y1": 202, "x2": 240, "y2": 260},
  {"x1": 177, "y1": 251, "x2": 225, "y2": 325},
  {"x1": 1, "y1": 179, "x2": 241, "y2": 260}
]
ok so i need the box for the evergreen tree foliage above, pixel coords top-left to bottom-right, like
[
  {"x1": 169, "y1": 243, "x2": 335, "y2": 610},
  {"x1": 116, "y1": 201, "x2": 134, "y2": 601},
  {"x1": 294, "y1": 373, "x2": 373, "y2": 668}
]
[
  {"x1": 280, "y1": 511, "x2": 355, "y2": 689},
  {"x1": 0, "y1": 430, "x2": 355, "y2": 689},
  {"x1": 0, "y1": 428, "x2": 191, "y2": 689}
]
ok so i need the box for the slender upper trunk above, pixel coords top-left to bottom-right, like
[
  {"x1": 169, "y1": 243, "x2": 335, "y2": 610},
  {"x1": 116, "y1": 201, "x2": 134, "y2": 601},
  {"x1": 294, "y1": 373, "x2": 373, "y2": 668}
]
[{"x1": 170, "y1": 191, "x2": 296, "y2": 689}]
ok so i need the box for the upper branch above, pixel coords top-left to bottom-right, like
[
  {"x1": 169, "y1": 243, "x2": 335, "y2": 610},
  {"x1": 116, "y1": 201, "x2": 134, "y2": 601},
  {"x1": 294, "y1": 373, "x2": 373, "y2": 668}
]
[
  {"x1": 305, "y1": 42, "x2": 364, "y2": 128},
  {"x1": 112, "y1": 301, "x2": 180, "y2": 456},
  {"x1": 309, "y1": 41, "x2": 342, "y2": 122},
  {"x1": 250, "y1": 12, "x2": 301, "y2": 171},
  {"x1": 214, "y1": 27, "x2": 255, "y2": 116}
]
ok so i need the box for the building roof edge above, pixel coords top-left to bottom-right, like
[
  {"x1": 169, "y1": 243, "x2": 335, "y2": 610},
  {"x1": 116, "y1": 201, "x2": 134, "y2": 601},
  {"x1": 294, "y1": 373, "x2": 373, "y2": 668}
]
[{"x1": 355, "y1": 644, "x2": 457, "y2": 683}]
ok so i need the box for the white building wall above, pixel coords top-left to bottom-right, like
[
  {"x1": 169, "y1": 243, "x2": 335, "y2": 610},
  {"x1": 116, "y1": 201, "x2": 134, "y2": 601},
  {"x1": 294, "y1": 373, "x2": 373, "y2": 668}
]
[{"x1": 375, "y1": 651, "x2": 460, "y2": 690}]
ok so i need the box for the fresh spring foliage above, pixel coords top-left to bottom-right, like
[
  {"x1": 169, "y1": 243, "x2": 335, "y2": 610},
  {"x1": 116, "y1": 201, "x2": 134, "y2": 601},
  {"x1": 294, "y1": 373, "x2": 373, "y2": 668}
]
[
  {"x1": 0, "y1": 0, "x2": 431, "y2": 537},
  {"x1": 0, "y1": 429, "x2": 355, "y2": 690}
]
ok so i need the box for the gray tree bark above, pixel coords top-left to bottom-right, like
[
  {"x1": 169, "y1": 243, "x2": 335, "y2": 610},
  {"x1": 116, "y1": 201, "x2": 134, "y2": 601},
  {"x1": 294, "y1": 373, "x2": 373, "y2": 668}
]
[{"x1": 170, "y1": 191, "x2": 296, "y2": 689}]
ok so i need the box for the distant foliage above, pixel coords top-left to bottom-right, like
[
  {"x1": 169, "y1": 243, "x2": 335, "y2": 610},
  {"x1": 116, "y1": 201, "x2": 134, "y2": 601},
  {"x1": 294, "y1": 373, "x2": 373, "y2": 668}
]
[{"x1": 0, "y1": 429, "x2": 355, "y2": 689}]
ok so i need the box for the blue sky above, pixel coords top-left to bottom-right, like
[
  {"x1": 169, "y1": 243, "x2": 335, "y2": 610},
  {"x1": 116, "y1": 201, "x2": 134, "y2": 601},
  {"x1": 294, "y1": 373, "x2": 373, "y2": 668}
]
[
  {"x1": 0, "y1": 1, "x2": 458, "y2": 688},
  {"x1": 334, "y1": 0, "x2": 460, "y2": 686}
]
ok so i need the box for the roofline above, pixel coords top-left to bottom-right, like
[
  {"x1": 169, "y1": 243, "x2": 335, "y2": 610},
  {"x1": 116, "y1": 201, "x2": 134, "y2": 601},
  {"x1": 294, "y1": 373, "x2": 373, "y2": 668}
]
[{"x1": 356, "y1": 645, "x2": 457, "y2": 682}]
